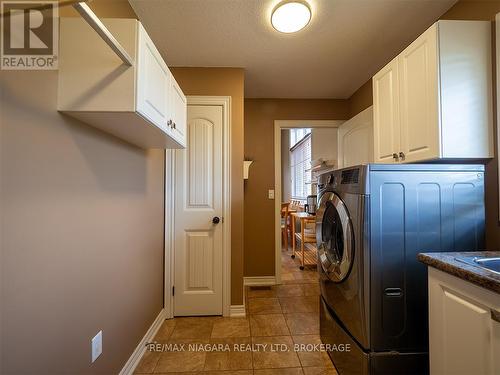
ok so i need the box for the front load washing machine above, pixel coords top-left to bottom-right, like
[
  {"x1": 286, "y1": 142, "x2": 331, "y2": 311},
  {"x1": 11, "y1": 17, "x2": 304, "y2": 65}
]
[{"x1": 316, "y1": 164, "x2": 485, "y2": 375}]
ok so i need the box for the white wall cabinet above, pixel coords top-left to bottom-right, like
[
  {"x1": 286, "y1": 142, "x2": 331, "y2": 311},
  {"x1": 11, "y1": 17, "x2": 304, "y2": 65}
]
[
  {"x1": 58, "y1": 18, "x2": 186, "y2": 149},
  {"x1": 428, "y1": 268, "x2": 500, "y2": 375},
  {"x1": 373, "y1": 58, "x2": 400, "y2": 163},
  {"x1": 373, "y1": 20, "x2": 493, "y2": 163},
  {"x1": 170, "y1": 75, "x2": 187, "y2": 145},
  {"x1": 338, "y1": 106, "x2": 374, "y2": 168}
]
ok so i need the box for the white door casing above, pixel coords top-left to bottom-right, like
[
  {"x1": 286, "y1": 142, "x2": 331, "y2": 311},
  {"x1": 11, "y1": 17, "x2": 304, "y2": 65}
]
[{"x1": 164, "y1": 97, "x2": 231, "y2": 318}]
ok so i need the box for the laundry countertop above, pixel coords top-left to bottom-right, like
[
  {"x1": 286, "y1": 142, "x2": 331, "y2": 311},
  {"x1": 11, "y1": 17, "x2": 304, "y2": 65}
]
[{"x1": 418, "y1": 251, "x2": 500, "y2": 294}]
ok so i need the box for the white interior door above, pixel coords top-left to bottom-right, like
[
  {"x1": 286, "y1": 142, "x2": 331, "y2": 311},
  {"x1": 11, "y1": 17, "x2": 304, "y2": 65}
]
[{"x1": 174, "y1": 105, "x2": 224, "y2": 316}]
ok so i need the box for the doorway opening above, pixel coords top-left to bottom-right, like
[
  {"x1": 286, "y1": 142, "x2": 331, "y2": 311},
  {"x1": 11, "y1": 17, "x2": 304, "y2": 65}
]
[{"x1": 274, "y1": 120, "x2": 344, "y2": 284}]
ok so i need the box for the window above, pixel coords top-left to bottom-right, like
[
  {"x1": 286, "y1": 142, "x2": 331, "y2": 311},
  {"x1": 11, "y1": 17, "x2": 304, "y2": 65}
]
[{"x1": 290, "y1": 129, "x2": 311, "y2": 200}]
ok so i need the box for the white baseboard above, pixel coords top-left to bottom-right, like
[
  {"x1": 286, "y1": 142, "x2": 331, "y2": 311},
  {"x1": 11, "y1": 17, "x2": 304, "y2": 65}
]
[
  {"x1": 243, "y1": 276, "x2": 276, "y2": 286},
  {"x1": 119, "y1": 308, "x2": 167, "y2": 375},
  {"x1": 229, "y1": 304, "x2": 246, "y2": 317}
]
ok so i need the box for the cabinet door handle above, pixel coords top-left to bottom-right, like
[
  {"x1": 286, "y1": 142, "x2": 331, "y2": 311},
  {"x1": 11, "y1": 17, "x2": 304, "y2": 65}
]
[
  {"x1": 492, "y1": 309, "x2": 500, "y2": 323},
  {"x1": 399, "y1": 151, "x2": 405, "y2": 161},
  {"x1": 173, "y1": 122, "x2": 176, "y2": 129},
  {"x1": 392, "y1": 153, "x2": 399, "y2": 161},
  {"x1": 167, "y1": 119, "x2": 173, "y2": 127}
]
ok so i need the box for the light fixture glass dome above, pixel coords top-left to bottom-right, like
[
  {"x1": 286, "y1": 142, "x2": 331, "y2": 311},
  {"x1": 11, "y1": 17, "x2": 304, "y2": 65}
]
[{"x1": 271, "y1": 1, "x2": 311, "y2": 33}]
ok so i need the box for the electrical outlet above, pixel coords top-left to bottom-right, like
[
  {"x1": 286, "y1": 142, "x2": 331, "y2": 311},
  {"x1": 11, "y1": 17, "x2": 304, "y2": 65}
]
[
  {"x1": 91, "y1": 331, "x2": 102, "y2": 363},
  {"x1": 268, "y1": 189, "x2": 275, "y2": 199}
]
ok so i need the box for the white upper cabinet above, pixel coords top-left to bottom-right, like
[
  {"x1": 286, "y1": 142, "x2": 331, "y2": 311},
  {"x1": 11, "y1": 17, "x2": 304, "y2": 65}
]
[
  {"x1": 338, "y1": 106, "x2": 374, "y2": 168},
  {"x1": 136, "y1": 24, "x2": 171, "y2": 132},
  {"x1": 170, "y1": 75, "x2": 187, "y2": 144},
  {"x1": 58, "y1": 18, "x2": 186, "y2": 149},
  {"x1": 373, "y1": 21, "x2": 493, "y2": 163},
  {"x1": 373, "y1": 58, "x2": 400, "y2": 163},
  {"x1": 398, "y1": 25, "x2": 440, "y2": 163}
]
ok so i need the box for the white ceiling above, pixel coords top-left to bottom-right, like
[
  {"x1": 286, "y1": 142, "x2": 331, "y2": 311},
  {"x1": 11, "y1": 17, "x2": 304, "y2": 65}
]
[{"x1": 129, "y1": 0, "x2": 457, "y2": 99}]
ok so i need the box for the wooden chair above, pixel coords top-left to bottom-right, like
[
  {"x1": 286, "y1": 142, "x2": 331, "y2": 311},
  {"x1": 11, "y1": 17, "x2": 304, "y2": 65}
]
[{"x1": 281, "y1": 202, "x2": 291, "y2": 251}]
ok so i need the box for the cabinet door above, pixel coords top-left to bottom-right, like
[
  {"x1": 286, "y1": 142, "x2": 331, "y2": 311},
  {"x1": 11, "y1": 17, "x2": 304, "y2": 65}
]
[
  {"x1": 337, "y1": 107, "x2": 373, "y2": 168},
  {"x1": 398, "y1": 24, "x2": 440, "y2": 163},
  {"x1": 170, "y1": 76, "x2": 187, "y2": 147},
  {"x1": 429, "y1": 269, "x2": 500, "y2": 375},
  {"x1": 136, "y1": 24, "x2": 170, "y2": 130},
  {"x1": 373, "y1": 58, "x2": 400, "y2": 163}
]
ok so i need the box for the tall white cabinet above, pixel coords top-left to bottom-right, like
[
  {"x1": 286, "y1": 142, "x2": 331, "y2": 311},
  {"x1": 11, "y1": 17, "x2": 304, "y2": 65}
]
[
  {"x1": 58, "y1": 18, "x2": 187, "y2": 149},
  {"x1": 373, "y1": 20, "x2": 493, "y2": 163},
  {"x1": 428, "y1": 268, "x2": 500, "y2": 375}
]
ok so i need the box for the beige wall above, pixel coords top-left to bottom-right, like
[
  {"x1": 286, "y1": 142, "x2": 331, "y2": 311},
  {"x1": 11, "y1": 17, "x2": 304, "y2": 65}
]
[
  {"x1": 170, "y1": 67, "x2": 245, "y2": 305},
  {"x1": 0, "y1": 2, "x2": 166, "y2": 374},
  {"x1": 349, "y1": 79, "x2": 373, "y2": 118},
  {"x1": 244, "y1": 99, "x2": 349, "y2": 277}
]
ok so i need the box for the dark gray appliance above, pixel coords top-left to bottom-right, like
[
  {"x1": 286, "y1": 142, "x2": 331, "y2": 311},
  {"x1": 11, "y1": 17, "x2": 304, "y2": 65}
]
[{"x1": 316, "y1": 164, "x2": 485, "y2": 375}]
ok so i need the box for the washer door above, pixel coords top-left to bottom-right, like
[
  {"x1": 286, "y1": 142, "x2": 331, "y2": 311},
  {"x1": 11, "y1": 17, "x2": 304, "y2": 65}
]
[{"x1": 316, "y1": 191, "x2": 354, "y2": 282}]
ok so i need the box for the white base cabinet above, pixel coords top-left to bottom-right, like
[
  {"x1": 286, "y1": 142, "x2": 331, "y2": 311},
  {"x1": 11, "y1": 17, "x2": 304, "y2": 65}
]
[
  {"x1": 428, "y1": 268, "x2": 500, "y2": 375},
  {"x1": 58, "y1": 18, "x2": 186, "y2": 149},
  {"x1": 373, "y1": 20, "x2": 493, "y2": 163}
]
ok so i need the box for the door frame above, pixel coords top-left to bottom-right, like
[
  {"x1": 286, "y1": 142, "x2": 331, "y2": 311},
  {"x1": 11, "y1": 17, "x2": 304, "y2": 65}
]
[
  {"x1": 273, "y1": 120, "x2": 344, "y2": 284},
  {"x1": 165, "y1": 96, "x2": 232, "y2": 318}
]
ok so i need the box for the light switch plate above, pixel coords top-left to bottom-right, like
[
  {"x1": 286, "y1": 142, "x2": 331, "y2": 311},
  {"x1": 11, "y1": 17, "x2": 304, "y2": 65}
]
[
  {"x1": 268, "y1": 189, "x2": 275, "y2": 199},
  {"x1": 91, "y1": 330, "x2": 102, "y2": 363}
]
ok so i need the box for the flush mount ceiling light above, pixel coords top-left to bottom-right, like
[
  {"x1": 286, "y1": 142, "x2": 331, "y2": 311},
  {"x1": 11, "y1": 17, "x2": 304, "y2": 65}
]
[{"x1": 271, "y1": 1, "x2": 311, "y2": 33}]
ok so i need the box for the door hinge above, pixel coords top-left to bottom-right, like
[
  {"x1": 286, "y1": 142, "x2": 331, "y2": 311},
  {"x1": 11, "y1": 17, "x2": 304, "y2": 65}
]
[{"x1": 172, "y1": 286, "x2": 175, "y2": 296}]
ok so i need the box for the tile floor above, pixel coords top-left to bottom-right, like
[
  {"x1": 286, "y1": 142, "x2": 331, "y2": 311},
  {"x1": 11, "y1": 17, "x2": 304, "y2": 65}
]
[{"x1": 135, "y1": 249, "x2": 337, "y2": 375}]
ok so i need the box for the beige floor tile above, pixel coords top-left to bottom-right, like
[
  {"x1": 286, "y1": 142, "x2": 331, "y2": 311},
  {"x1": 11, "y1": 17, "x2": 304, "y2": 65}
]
[
  {"x1": 254, "y1": 368, "x2": 304, "y2": 374},
  {"x1": 276, "y1": 284, "x2": 304, "y2": 298},
  {"x1": 203, "y1": 371, "x2": 254, "y2": 375},
  {"x1": 211, "y1": 318, "x2": 250, "y2": 338},
  {"x1": 292, "y1": 335, "x2": 333, "y2": 368},
  {"x1": 154, "y1": 350, "x2": 206, "y2": 373},
  {"x1": 170, "y1": 317, "x2": 218, "y2": 339},
  {"x1": 247, "y1": 286, "x2": 278, "y2": 299},
  {"x1": 285, "y1": 313, "x2": 320, "y2": 335},
  {"x1": 281, "y1": 273, "x2": 295, "y2": 282},
  {"x1": 250, "y1": 314, "x2": 290, "y2": 336},
  {"x1": 279, "y1": 296, "x2": 319, "y2": 313},
  {"x1": 155, "y1": 372, "x2": 252, "y2": 375},
  {"x1": 248, "y1": 298, "x2": 282, "y2": 315},
  {"x1": 134, "y1": 350, "x2": 160, "y2": 374},
  {"x1": 302, "y1": 283, "x2": 320, "y2": 296},
  {"x1": 204, "y1": 337, "x2": 253, "y2": 371},
  {"x1": 302, "y1": 367, "x2": 339, "y2": 375},
  {"x1": 154, "y1": 319, "x2": 176, "y2": 342},
  {"x1": 251, "y1": 336, "x2": 301, "y2": 369}
]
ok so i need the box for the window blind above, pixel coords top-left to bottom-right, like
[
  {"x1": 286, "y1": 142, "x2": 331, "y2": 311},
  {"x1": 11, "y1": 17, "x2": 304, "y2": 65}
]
[{"x1": 290, "y1": 132, "x2": 311, "y2": 200}]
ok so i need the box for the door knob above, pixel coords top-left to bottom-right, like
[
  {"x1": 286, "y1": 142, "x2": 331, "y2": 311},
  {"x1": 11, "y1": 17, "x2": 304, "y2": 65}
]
[{"x1": 212, "y1": 217, "x2": 220, "y2": 224}]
